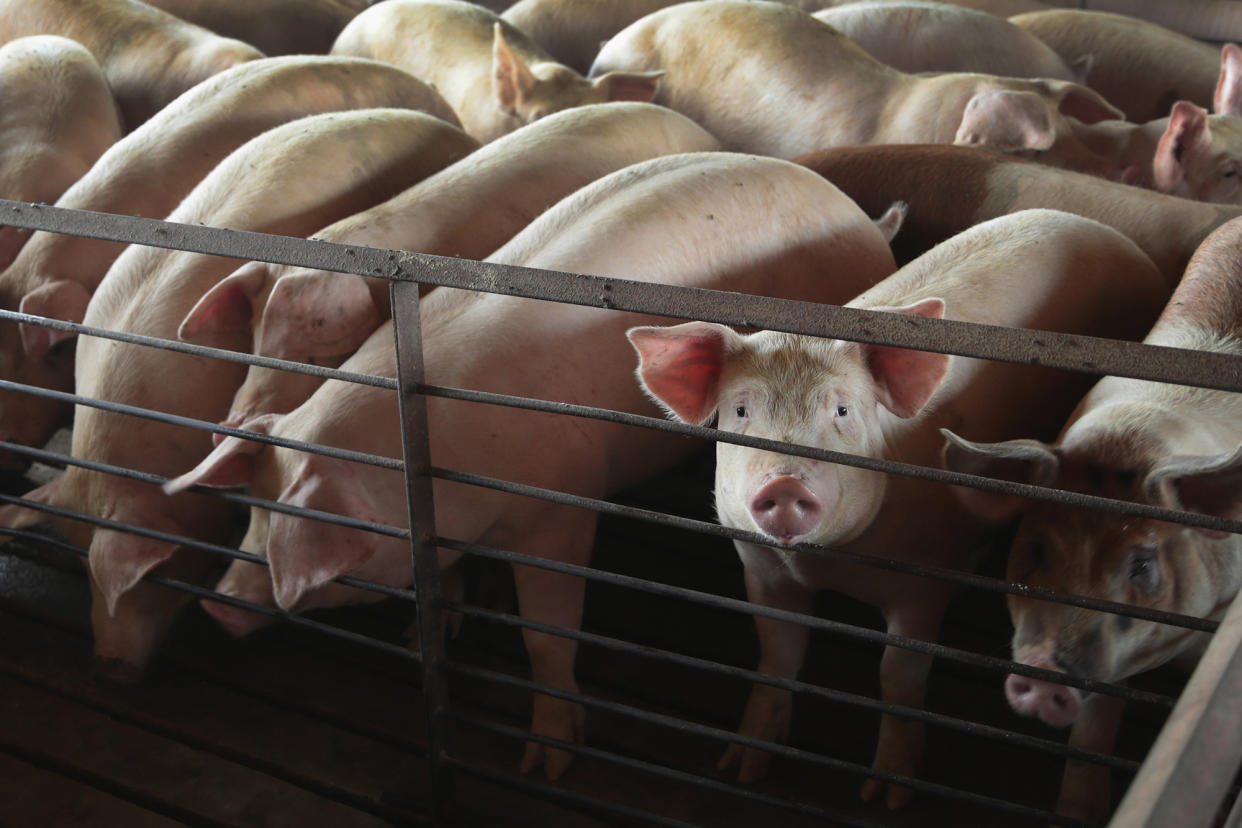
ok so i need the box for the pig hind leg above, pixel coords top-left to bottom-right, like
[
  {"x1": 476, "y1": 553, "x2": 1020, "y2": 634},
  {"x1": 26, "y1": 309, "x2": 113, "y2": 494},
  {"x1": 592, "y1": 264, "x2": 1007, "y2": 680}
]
[
  {"x1": 501, "y1": 503, "x2": 598, "y2": 781},
  {"x1": 719, "y1": 558, "x2": 815, "y2": 783}
]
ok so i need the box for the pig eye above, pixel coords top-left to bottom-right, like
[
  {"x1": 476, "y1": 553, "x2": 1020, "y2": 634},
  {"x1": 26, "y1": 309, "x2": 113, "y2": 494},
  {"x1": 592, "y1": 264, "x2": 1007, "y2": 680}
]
[
  {"x1": 735, "y1": 405, "x2": 747, "y2": 418},
  {"x1": 1224, "y1": 168, "x2": 1238, "y2": 179},
  {"x1": 835, "y1": 405, "x2": 848, "y2": 417},
  {"x1": 1126, "y1": 545, "x2": 1161, "y2": 593}
]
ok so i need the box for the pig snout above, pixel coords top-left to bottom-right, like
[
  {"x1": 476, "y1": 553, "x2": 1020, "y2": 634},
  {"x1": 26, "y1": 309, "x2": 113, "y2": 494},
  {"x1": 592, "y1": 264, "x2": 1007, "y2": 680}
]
[
  {"x1": 749, "y1": 476, "x2": 823, "y2": 544},
  {"x1": 1005, "y1": 671, "x2": 1082, "y2": 727}
]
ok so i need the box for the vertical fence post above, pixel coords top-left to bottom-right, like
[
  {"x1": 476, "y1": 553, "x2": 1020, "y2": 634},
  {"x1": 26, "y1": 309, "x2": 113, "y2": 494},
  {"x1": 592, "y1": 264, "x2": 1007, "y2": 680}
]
[{"x1": 391, "y1": 276, "x2": 455, "y2": 814}]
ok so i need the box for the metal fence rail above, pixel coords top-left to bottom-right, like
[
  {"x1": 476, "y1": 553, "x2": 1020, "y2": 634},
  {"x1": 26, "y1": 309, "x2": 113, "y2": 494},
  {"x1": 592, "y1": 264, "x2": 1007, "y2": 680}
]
[{"x1": 0, "y1": 199, "x2": 1239, "y2": 828}]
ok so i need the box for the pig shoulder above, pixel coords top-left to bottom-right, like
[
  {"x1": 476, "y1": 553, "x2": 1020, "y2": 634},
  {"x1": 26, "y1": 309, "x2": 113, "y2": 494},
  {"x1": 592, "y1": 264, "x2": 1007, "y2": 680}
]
[{"x1": 501, "y1": 0, "x2": 679, "y2": 74}]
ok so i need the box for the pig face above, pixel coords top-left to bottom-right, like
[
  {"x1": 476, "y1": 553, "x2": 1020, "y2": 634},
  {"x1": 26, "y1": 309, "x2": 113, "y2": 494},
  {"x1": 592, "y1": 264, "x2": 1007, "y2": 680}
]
[
  {"x1": 630, "y1": 302, "x2": 950, "y2": 549},
  {"x1": 942, "y1": 427, "x2": 1242, "y2": 727},
  {"x1": 1153, "y1": 102, "x2": 1242, "y2": 204}
]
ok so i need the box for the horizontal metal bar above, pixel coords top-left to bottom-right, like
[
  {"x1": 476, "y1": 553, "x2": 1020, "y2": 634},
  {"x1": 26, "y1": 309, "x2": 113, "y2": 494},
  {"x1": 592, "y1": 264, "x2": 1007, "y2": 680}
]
[
  {"x1": 0, "y1": 383, "x2": 401, "y2": 472},
  {"x1": 0, "y1": 199, "x2": 1239, "y2": 394},
  {"x1": 445, "y1": 660, "x2": 1100, "y2": 828},
  {"x1": 448, "y1": 600, "x2": 1137, "y2": 773},
  {"x1": 438, "y1": 535, "x2": 1172, "y2": 709},
  {"x1": 451, "y1": 711, "x2": 887, "y2": 828},
  {"x1": 430, "y1": 467, "x2": 1215, "y2": 634},
  {"x1": 0, "y1": 308, "x2": 397, "y2": 392}
]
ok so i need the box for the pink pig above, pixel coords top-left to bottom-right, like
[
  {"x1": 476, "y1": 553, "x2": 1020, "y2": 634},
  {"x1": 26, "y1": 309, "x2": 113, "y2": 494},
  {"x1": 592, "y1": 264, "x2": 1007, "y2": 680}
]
[
  {"x1": 629, "y1": 209, "x2": 1168, "y2": 808},
  {"x1": 941, "y1": 215, "x2": 1242, "y2": 822},
  {"x1": 0, "y1": 109, "x2": 479, "y2": 680},
  {"x1": 164, "y1": 151, "x2": 903, "y2": 780},
  {"x1": 589, "y1": 0, "x2": 1124, "y2": 172}
]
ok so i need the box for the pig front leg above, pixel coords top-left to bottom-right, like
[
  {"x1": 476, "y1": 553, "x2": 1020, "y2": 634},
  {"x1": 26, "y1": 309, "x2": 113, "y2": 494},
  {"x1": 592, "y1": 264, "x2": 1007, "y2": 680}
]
[
  {"x1": 1056, "y1": 693, "x2": 1124, "y2": 824},
  {"x1": 719, "y1": 545, "x2": 815, "y2": 783},
  {"x1": 860, "y1": 599, "x2": 948, "y2": 810},
  {"x1": 506, "y1": 504, "x2": 597, "y2": 781}
]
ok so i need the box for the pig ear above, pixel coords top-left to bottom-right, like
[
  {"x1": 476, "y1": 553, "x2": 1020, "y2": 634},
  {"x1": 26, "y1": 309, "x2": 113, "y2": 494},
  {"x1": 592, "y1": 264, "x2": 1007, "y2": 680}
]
[
  {"x1": 267, "y1": 470, "x2": 382, "y2": 610},
  {"x1": 493, "y1": 23, "x2": 536, "y2": 113},
  {"x1": 955, "y1": 90, "x2": 1056, "y2": 153},
  {"x1": 858, "y1": 298, "x2": 949, "y2": 418},
  {"x1": 591, "y1": 70, "x2": 663, "y2": 103},
  {"x1": 1047, "y1": 80, "x2": 1124, "y2": 124},
  {"x1": 1152, "y1": 102, "x2": 1210, "y2": 195},
  {"x1": 258, "y1": 272, "x2": 381, "y2": 360},
  {"x1": 0, "y1": 475, "x2": 63, "y2": 534},
  {"x1": 941, "y1": 429, "x2": 1060, "y2": 522},
  {"x1": 1215, "y1": 43, "x2": 1242, "y2": 117},
  {"x1": 1145, "y1": 444, "x2": 1242, "y2": 538},
  {"x1": 1069, "y1": 53, "x2": 1094, "y2": 87},
  {"x1": 18, "y1": 280, "x2": 90, "y2": 360},
  {"x1": 161, "y1": 413, "x2": 280, "y2": 494},
  {"x1": 627, "y1": 321, "x2": 741, "y2": 425},
  {"x1": 179, "y1": 261, "x2": 270, "y2": 343},
  {"x1": 872, "y1": 201, "x2": 908, "y2": 244},
  {"x1": 89, "y1": 525, "x2": 179, "y2": 617}
]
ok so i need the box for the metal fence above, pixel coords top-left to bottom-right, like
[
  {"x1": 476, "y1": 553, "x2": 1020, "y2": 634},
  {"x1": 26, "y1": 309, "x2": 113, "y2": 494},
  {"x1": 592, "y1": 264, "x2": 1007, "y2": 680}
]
[{"x1": 1, "y1": 198, "x2": 1240, "y2": 828}]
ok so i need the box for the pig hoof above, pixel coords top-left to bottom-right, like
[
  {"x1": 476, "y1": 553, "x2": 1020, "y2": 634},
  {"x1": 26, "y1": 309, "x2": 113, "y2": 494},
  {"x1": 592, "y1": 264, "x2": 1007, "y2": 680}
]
[
  {"x1": 860, "y1": 778, "x2": 914, "y2": 810},
  {"x1": 90, "y1": 656, "x2": 144, "y2": 686},
  {"x1": 520, "y1": 741, "x2": 576, "y2": 780}
]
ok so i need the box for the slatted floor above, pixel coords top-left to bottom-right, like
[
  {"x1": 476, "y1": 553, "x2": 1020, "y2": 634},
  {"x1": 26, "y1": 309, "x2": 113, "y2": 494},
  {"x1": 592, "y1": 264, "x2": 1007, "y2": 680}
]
[{"x1": 0, "y1": 440, "x2": 1180, "y2": 828}]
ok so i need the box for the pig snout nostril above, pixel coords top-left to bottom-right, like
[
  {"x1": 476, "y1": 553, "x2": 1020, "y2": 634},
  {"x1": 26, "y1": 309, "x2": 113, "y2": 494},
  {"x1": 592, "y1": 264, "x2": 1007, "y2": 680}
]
[{"x1": 749, "y1": 477, "x2": 823, "y2": 542}]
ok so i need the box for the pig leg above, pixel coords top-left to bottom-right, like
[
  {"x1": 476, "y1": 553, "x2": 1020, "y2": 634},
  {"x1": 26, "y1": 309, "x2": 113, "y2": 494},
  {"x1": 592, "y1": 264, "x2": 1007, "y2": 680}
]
[
  {"x1": 860, "y1": 598, "x2": 949, "y2": 810},
  {"x1": 1056, "y1": 693, "x2": 1124, "y2": 824},
  {"x1": 718, "y1": 556, "x2": 815, "y2": 783},
  {"x1": 506, "y1": 504, "x2": 597, "y2": 781}
]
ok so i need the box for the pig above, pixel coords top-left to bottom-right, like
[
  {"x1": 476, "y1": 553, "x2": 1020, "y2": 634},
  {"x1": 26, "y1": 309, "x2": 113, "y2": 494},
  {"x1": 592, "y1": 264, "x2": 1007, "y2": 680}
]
[
  {"x1": 628, "y1": 209, "x2": 1168, "y2": 808},
  {"x1": 177, "y1": 102, "x2": 720, "y2": 427},
  {"x1": 0, "y1": 55, "x2": 459, "y2": 464},
  {"x1": 938, "y1": 215, "x2": 1242, "y2": 823},
  {"x1": 0, "y1": 36, "x2": 121, "y2": 268},
  {"x1": 795, "y1": 143, "x2": 1242, "y2": 284},
  {"x1": 163, "y1": 150, "x2": 904, "y2": 780},
  {"x1": 1009, "y1": 10, "x2": 1227, "y2": 123},
  {"x1": 0, "y1": 109, "x2": 480, "y2": 680},
  {"x1": 0, "y1": 0, "x2": 264, "y2": 131},
  {"x1": 331, "y1": 0, "x2": 664, "y2": 142},
  {"x1": 811, "y1": 2, "x2": 1077, "y2": 81},
  {"x1": 1061, "y1": 0, "x2": 1242, "y2": 47},
  {"x1": 141, "y1": 0, "x2": 365, "y2": 56},
  {"x1": 588, "y1": 0, "x2": 1125, "y2": 170}
]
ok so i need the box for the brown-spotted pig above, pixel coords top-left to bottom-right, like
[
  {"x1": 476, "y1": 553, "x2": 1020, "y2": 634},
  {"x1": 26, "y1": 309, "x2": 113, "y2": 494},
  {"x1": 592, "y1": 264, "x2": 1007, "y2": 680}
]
[
  {"x1": 141, "y1": 0, "x2": 365, "y2": 56},
  {"x1": 178, "y1": 102, "x2": 720, "y2": 428},
  {"x1": 0, "y1": 110, "x2": 479, "y2": 682},
  {"x1": 588, "y1": 0, "x2": 1124, "y2": 168},
  {"x1": 628, "y1": 209, "x2": 1168, "y2": 808},
  {"x1": 331, "y1": 0, "x2": 664, "y2": 142},
  {"x1": 0, "y1": 36, "x2": 121, "y2": 267},
  {"x1": 163, "y1": 151, "x2": 905, "y2": 780},
  {"x1": 1009, "y1": 9, "x2": 1228, "y2": 123},
  {"x1": 0, "y1": 55, "x2": 459, "y2": 465},
  {"x1": 0, "y1": 0, "x2": 264, "y2": 131},
  {"x1": 940, "y1": 215, "x2": 1242, "y2": 823},
  {"x1": 812, "y1": 1, "x2": 1077, "y2": 80},
  {"x1": 796, "y1": 143, "x2": 1242, "y2": 283}
]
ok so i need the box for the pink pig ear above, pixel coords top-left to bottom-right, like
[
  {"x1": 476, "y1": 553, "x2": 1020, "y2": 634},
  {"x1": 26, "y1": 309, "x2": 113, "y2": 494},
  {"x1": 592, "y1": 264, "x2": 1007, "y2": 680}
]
[
  {"x1": 179, "y1": 261, "x2": 270, "y2": 343},
  {"x1": 1153, "y1": 101, "x2": 1210, "y2": 194},
  {"x1": 627, "y1": 321, "x2": 741, "y2": 425},
  {"x1": 492, "y1": 23, "x2": 537, "y2": 113},
  {"x1": 18, "y1": 280, "x2": 90, "y2": 360},
  {"x1": 591, "y1": 70, "x2": 664, "y2": 103},
  {"x1": 89, "y1": 524, "x2": 180, "y2": 617},
  {"x1": 940, "y1": 429, "x2": 1059, "y2": 522},
  {"x1": 1145, "y1": 443, "x2": 1242, "y2": 538},
  {"x1": 161, "y1": 414, "x2": 280, "y2": 494},
  {"x1": 859, "y1": 297, "x2": 949, "y2": 419},
  {"x1": 954, "y1": 90, "x2": 1056, "y2": 153},
  {"x1": 258, "y1": 272, "x2": 381, "y2": 360},
  {"x1": 1215, "y1": 43, "x2": 1242, "y2": 117},
  {"x1": 1046, "y1": 79, "x2": 1124, "y2": 124},
  {"x1": 267, "y1": 469, "x2": 383, "y2": 610}
]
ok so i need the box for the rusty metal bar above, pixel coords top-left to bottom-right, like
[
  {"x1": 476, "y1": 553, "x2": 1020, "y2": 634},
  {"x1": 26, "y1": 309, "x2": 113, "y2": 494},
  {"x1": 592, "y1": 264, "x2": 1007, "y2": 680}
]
[
  {"x1": 1108, "y1": 589, "x2": 1242, "y2": 828},
  {"x1": 391, "y1": 278, "x2": 454, "y2": 810},
  {"x1": 1, "y1": 200, "x2": 1241, "y2": 392}
]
